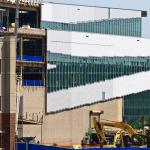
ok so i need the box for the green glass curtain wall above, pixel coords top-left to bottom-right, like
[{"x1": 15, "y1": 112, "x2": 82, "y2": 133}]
[
  {"x1": 41, "y1": 18, "x2": 142, "y2": 37},
  {"x1": 124, "y1": 91, "x2": 150, "y2": 128},
  {"x1": 47, "y1": 53, "x2": 150, "y2": 93}
]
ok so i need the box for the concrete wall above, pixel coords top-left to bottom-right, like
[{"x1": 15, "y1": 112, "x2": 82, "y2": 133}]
[
  {"x1": 42, "y1": 98, "x2": 122, "y2": 146},
  {"x1": 20, "y1": 87, "x2": 45, "y2": 142},
  {"x1": 21, "y1": 87, "x2": 45, "y2": 114},
  {"x1": 23, "y1": 124, "x2": 42, "y2": 142}
]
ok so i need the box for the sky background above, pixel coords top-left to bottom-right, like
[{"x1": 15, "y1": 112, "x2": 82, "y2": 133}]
[{"x1": 44, "y1": 0, "x2": 150, "y2": 38}]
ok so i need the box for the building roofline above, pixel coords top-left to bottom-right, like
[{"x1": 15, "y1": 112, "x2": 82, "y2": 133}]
[
  {"x1": 0, "y1": 2, "x2": 40, "y2": 11},
  {"x1": 44, "y1": 1, "x2": 146, "y2": 12}
]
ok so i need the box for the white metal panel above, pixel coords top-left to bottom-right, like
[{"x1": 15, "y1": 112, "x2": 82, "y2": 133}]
[
  {"x1": 47, "y1": 30, "x2": 150, "y2": 57},
  {"x1": 113, "y1": 71, "x2": 150, "y2": 97},
  {"x1": 41, "y1": 3, "x2": 108, "y2": 23},
  {"x1": 41, "y1": 3, "x2": 142, "y2": 23},
  {"x1": 47, "y1": 30, "x2": 72, "y2": 54},
  {"x1": 47, "y1": 64, "x2": 56, "y2": 69},
  {"x1": 41, "y1": 3, "x2": 53, "y2": 22},
  {"x1": 110, "y1": 9, "x2": 141, "y2": 18},
  {"x1": 47, "y1": 71, "x2": 150, "y2": 113},
  {"x1": 94, "y1": 8, "x2": 109, "y2": 20}
]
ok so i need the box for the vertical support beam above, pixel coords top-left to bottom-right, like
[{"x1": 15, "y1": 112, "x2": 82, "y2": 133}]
[
  {"x1": 122, "y1": 97, "x2": 124, "y2": 121},
  {"x1": 20, "y1": 36, "x2": 23, "y2": 60},
  {"x1": 20, "y1": 36, "x2": 23, "y2": 86},
  {"x1": 42, "y1": 37, "x2": 45, "y2": 62},
  {"x1": 36, "y1": 10, "x2": 39, "y2": 28},
  {"x1": 42, "y1": 37, "x2": 45, "y2": 86},
  {"x1": 6, "y1": 9, "x2": 9, "y2": 31},
  {"x1": 14, "y1": 0, "x2": 19, "y2": 37},
  {"x1": 108, "y1": 8, "x2": 110, "y2": 19},
  {"x1": 2, "y1": 36, "x2": 16, "y2": 150},
  {"x1": 20, "y1": 65, "x2": 23, "y2": 84},
  {"x1": 42, "y1": 66, "x2": 44, "y2": 86}
]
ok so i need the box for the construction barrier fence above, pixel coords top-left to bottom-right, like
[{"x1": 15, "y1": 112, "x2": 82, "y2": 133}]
[
  {"x1": 16, "y1": 143, "x2": 67, "y2": 150},
  {"x1": 16, "y1": 143, "x2": 150, "y2": 150}
]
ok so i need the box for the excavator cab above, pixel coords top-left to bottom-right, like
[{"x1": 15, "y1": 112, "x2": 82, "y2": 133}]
[
  {"x1": 81, "y1": 110, "x2": 104, "y2": 147},
  {"x1": 89, "y1": 110, "x2": 104, "y2": 129}
]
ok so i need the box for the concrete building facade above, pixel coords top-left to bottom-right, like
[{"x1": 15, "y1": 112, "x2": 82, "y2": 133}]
[
  {"x1": 0, "y1": 1, "x2": 150, "y2": 148},
  {"x1": 0, "y1": 1, "x2": 45, "y2": 148}
]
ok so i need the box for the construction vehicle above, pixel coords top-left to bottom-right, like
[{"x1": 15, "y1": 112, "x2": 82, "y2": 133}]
[
  {"x1": 93, "y1": 117, "x2": 147, "y2": 148},
  {"x1": 82, "y1": 110, "x2": 148, "y2": 148},
  {"x1": 81, "y1": 110, "x2": 119, "y2": 148},
  {"x1": 81, "y1": 110, "x2": 104, "y2": 147},
  {"x1": 93, "y1": 117, "x2": 125, "y2": 148}
]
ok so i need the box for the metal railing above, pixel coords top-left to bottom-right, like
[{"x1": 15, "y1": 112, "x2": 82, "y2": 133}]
[{"x1": 18, "y1": 112, "x2": 43, "y2": 124}]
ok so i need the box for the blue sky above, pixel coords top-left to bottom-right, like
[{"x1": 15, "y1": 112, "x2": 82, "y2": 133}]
[{"x1": 45, "y1": 0, "x2": 150, "y2": 38}]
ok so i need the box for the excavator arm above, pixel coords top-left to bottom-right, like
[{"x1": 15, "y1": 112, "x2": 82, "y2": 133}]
[
  {"x1": 93, "y1": 117, "x2": 124, "y2": 148},
  {"x1": 96, "y1": 119, "x2": 146, "y2": 146},
  {"x1": 93, "y1": 117, "x2": 106, "y2": 147},
  {"x1": 93, "y1": 118, "x2": 145, "y2": 147},
  {"x1": 100, "y1": 120, "x2": 136, "y2": 138}
]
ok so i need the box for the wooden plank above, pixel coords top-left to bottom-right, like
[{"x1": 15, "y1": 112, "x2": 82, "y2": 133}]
[
  {"x1": 0, "y1": 28, "x2": 45, "y2": 38},
  {"x1": 0, "y1": 1, "x2": 40, "y2": 11}
]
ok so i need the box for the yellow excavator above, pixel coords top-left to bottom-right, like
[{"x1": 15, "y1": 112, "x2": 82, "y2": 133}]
[{"x1": 93, "y1": 117, "x2": 147, "y2": 148}]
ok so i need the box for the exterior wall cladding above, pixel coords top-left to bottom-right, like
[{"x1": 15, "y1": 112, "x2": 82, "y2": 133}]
[{"x1": 42, "y1": 2, "x2": 150, "y2": 136}]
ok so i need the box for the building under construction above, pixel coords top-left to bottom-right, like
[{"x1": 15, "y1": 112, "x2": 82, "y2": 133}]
[{"x1": 0, "y1": 1, "x2": 150, "y2": 149}]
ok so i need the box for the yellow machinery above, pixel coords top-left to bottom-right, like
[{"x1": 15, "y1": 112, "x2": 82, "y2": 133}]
[
  {"x1": 81, "y1": 110, "x2": 104, "y2": 147},
  {"x1": 82, "y1": 110, "x2": 125, "y2": 148},
  {"x1": 93, "y1": 117, "x2": 147, "y2": 148},
  {"x1": 113, "y1": 130, "x2": 124, "y2": 147},
  {"x1": 93, "y1": 117, "x2": 124, "y2": 148}
]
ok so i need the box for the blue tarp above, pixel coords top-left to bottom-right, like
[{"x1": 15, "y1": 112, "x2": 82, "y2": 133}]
[
  {"x1": 16, "y1": 143, "x2": 150, "y2": 150},
  {"x1": 23, "y1": 80, "x2": 43, "y2": 86},
  {"x1": 16, "y1": 55, "x2": 21, "y2": 60},
  {"x1": 83, "y1": 148, "x2": 149, "y2": 150},
  {"x1": 16, "y1": 143, "x2": 66, "y2": 150},
  {"x1": 16, "y1": 55, "x2": 43, "y2": 61},
  {"x1": 23, "y1": 55, "x2": 43, "y2": 62}
]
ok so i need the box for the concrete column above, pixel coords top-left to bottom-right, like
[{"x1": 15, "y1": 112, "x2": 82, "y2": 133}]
[{"x1": 1, "y1": 36, "x2": 16, "y2": 150}]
